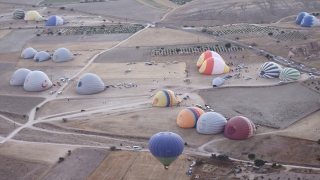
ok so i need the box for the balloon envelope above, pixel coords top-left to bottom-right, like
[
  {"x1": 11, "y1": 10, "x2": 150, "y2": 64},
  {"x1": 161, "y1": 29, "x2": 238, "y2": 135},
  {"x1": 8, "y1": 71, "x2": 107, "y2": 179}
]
[
  {"x1": 197, "y1": 50, "x2": 223, "y2": 68},
  {"x1": 300, "y1": 15, "x2": 320, "y2": 27},
  {"x1": 279, "y1": 68, "x2": 300, "y2": 81},
  {"x1": 199, "y1": 57, "x2": 230, "y2": 75},
  {"x1": 296, "y1": 12, "x2": 309, "y2": 25},
  {"x1": 224, "y1": 116, "x2": 256, "y2": 140},
  {"x1": 152, "y1": 89, "x2": 181, "y2": 107},
  {"x1": 177, "y1": 107, "x2": 204, "y2": 128},
  {"x1": 258, "y1": 62, "x2": 282, "y2": 78},
  {"x1": 148, "y1": 132, "x2": 184, "y2": 167}
]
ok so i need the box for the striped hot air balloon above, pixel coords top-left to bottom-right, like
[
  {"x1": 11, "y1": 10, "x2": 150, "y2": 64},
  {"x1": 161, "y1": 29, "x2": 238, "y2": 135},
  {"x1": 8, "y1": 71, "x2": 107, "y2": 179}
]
[
  {"x1": 279, "y1": 68, "x2": 300, "y2": 81},
  {"x1": 196, "y1": 50, "x2": 223, "y2": 68},
  {"x1": 199, "y1": 57, "x2": 230, "y2": 75},
  {"x1": 224, "y1": 116, "x2": 256, "y2": 140},
  {"x1": 148, "y1": 132, "x2": 184, "y2": 168},
  {"x1": 152, "y1": 89, "x2": 181, "y2": 107},
  {"x1": 258, "y1": 62, "x2": 282, "y2": 78},
  {"x1": 196, "y1": 112, "x2": 227, "y2": 135},
  {"x1": 13, "y1": 9, "x2": 25, "y2": 19},
  {"x1": 177, "y1": 107, "x2": 205, "y2": 128}
]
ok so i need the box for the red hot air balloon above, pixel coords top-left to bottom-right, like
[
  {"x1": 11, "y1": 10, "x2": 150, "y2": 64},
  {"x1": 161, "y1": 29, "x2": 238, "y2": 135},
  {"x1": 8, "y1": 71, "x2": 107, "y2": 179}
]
[{"x1": 224, "y1": 116, "x2": 256, "y2": 140}]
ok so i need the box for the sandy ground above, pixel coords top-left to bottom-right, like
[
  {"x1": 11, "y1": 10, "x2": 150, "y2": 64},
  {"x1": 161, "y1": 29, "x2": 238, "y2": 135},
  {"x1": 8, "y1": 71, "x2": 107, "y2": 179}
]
[
  {"x1": 64, "y1": 0, "x2": 165, "y2": 22},
  {"x1": 119, "y1": 27, "x2": 219, "y2": 47},
  {"x1": 0, "y1": 29, "x2": 38, "y2": 53},
  {"x1": 0, "y1": 116, "x2": 20, "y2": 136},
  {"x1": 94, "y1": 47, "x2": 152, "y2": 63},
  {"x1": 87, "y1": 151, "x2": 192, "y2": 180},
  {"x1": 44, "y1": 147, "x2": 108, "y2": 180},
  {"x1": 0, "y1": 95, "x2": 45, "y2": 116}
]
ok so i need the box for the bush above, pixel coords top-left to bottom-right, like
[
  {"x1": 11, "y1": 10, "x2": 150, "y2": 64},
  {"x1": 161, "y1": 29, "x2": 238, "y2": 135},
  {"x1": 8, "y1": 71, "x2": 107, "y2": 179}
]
[
  {"x1": 225, "y1": 43, "x2": 231, "y2": 48},
  {"x1": 60, "y1": 7, "x2": 65, "y2": 10},
  {"x1": 317, "y1": 157, "x2": 320, "y2": 161},
  {"x1": 196, "y1": 159, "x2": 203, "y2": 166},
  {"x1": 110, "y1": 146, "x2": 116, "y2": 151},
  {"x1": 58, "y1": 157, "x2": 64, "y2": 162},
  {"x1": 268, "y1": 32, "x2": 273, "y2": 36},
  {"x1": 70, "y1": 8, "x2": 74, "y2": 11},
  {"x1": 62, "y1": 118, "x2": 67, "y2": 122},
  {"x1": 248, "y1": 154, "x2": 256, "y2": 160},
  {"x1": 272, "y1": 163, "x2": 277, "y2": 168},
  {"x1": 184, "y1": 142, "x2": 188, "y2": 145},
  {"x1": 217, "y1": 154, "x2": 229, "y2": 160},
  {"x1": 211, "y1": 154, "x2": 216, "y2": 158},
  {"x1": 254, "y1": 159, "x2": 265, "y2": 167},
  {"x1": 36, "y1": 107, "x2": 40, "y2": 111},
  {"x1": 58, "y1": 32, "x2": 62, "y2": 35},
  {"x1": 201, "y1": 28, "x2": 207, "y2": 32},
  {"x1": 317, "y1": 139, "x2": 320, "y2": 144},
  {"x1": 184, "y1": 25, "x2": 188, "y2": 27}
]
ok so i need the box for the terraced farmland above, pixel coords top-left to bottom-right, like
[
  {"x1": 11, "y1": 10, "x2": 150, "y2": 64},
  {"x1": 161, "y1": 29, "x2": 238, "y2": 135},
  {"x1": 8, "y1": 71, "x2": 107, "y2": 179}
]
[
  {"x1": 41, "y1": 24, "x2": 145, "y2": 36},
  {"x1": 151, "y1": 43, "x2": 243, "y2": 56},
  {"x1": 199, "y1": 24, "x2": 306, "y2": 41}
]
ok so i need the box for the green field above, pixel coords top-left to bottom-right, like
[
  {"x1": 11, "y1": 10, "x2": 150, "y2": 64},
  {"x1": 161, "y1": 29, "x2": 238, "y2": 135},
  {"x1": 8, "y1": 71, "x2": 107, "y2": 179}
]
[{"x1": 40, "y1": 0, "x2": 79, "y2": 5}]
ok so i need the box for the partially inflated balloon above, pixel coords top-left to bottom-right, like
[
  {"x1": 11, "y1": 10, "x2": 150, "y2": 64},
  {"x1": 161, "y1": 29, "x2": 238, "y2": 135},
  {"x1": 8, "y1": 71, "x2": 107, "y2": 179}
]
[
  {"x1": 199, "y1": 57, "x2": 230, "y2": 75},
  {"x1": 197, "y1": 51, "x2": 224, "y2": 68}
]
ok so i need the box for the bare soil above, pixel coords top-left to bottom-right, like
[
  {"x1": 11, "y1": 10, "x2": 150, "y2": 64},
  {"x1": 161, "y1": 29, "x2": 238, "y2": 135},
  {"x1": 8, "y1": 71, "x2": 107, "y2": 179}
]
[
  {"x1": 43, "y1": 147, "x2": 108, "y2": 180},
  {"x1": 94, "y1": 47, "x2": 152, "y2": 63},
  {"x1": 119, "y1": 27, "x2": 219, "y2": 48},
  {"x1": 0, "y1": 95, "x2": 45, "y2": 116},
  {"x1": 87, "y1": 150, "x2": 192, "y2": 180},
  {"x1": 0, "y1": 115, "x2": 20, "y2": 136},
  {"x1": 0, "y1": 0, "x2": 41, "y2": 5},
  {"x1": 0, "y1": 29, "x2": 38, "y2": 53},
  {"x1": 64, "y1": 0, "x2": 165, "y2": 22},
  {"x1": 199, "y1": 83, "x2": 320, "y2": 129}
]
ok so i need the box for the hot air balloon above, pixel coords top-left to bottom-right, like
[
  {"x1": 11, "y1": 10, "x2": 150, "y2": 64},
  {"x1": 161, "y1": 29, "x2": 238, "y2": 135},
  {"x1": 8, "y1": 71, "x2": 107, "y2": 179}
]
[
  {"x1": 76, "y1": 73, "x2": 106, "y2": 95},
  {"x1": 224, "y1": 116, "x2": 256, "y2": 140},
  {"x1": 177, "y1": 107, "x2": 204, "y2": 128},
  {"x1": 148, "y1": 132, "x2": 184, "y2": 169},
  {"x1": 13, "y1": 9, "x2": 25, "y2": 19},
  {"x1": 24, "y1": 11, "x2": 41, "y2": 21},
  {"x1": 258, "y1": 62, "x2": 282, "y2": 78},
  {"x1": 296, "y1": 12, "x2": 309, "y2": 25},
  {"x1": 45, "y1": 15, "x2": 67, "y2": 26},
  {"x1": 21, "y1": 47, "x2": 37, "y2": 59},
  {"x1": 199, "y1": 57, "x2": 230, "y2": 75},
  {"x1": 10, "y1": 68, "x2": 31, "y2": 86},
  {"x1": 212, "y1": 75, "x2": 232, "y2": 87},
  {"x1": 279, "y1": 68, "x2": 300, "y2": 81},
  {"x1": 24, "y1": 71, "x2": 52, "y2": 92},
  {"x1": 52, "y1": 48, "x2": 74, "y2": 62},
  {"x1": 152, "y1": 89, "x2": 181, "y2": 107},
  {"x1": 197, "y1": 50, "x2": 223, "y2": 68},
  {"x1": 300, "y1": 15, "x2": 320, "y2": 27},
  {"x1": 196, "y1": 112, "x2": 227, "y2": 135}
]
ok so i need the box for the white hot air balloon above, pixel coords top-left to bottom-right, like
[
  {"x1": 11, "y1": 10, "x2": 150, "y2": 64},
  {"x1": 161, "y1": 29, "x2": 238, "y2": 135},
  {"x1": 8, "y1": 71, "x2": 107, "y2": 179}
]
[
  {"x1": 10, "y1": 68, "x2": 31, "y2": 86},
  {"x1": 76, "y1": 73, "x2": 106, "y2": 95},
  {"x1": 196, "y1": 112, "x2": 227, "y2": 135},
  {"x1": 24, "y1": 71, "x2": 52, "y2": 92},
  {"x1": 52, "y1": 48, "x2": 74, "y2": 62}
]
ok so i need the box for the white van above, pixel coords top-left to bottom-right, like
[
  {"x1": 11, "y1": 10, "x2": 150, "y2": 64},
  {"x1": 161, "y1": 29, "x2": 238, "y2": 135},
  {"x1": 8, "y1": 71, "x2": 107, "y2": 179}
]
[{"x1": 133, "y1": 146, "x2": 142, "y2": 150}]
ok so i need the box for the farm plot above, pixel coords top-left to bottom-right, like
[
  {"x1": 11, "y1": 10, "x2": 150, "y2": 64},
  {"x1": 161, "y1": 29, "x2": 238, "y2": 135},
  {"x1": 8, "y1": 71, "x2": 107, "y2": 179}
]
[
  {"x1": 43, "y1": 148, "x2": 108, "y2": 180},
  {"x1": 199, "y1": 24, "x2": 306, "y2": 41},
  {"x1": 0, "y1": 95, "x2": 45, "y2": 117},
  {"x1": 0, "y1": 115, "x2": 20, "y2": 136},
  {"x1": 40, "y1": 24, "x2": 145, "y2": 36},
  {"x1": 40, "y1": 0, "x2": 79, "y2": 4},
  {"x1": 139, "y1": 0, "x2": 171, "y2": 10},
  {"x1": 151, "y1": 43, "x2": 243, "y2": 56},
  {"x1": 94, "y1": 47, "x2": 152, "y2": 63},
  {"x1": 87, "y1": 151, "x2": 191, "y2": 180},
  {"x1": 0, "y1": 29, "x2": 38, "y2": 53},
  {"x1": 199, "y1": 83, "x2": 320, "y2": 129},
  {"x1": 169, "y1": 0, "x2": 193, "y2": 5}
]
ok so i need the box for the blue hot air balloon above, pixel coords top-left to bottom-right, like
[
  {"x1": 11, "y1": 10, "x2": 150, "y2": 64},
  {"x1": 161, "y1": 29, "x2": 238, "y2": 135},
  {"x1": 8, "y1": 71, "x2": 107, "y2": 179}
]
[
  {"x1": 45, "y1": 15, "x2": 66, "y2": 26},
  {"x1": 148, "y1": 132, "x2": 184, "y2": 169},
  {"x1": 300, "y1": 15, "x2": 320, "y2": 27},
  {"x1": 295, "y1": 12, "x2": 309, "y2": 25}
]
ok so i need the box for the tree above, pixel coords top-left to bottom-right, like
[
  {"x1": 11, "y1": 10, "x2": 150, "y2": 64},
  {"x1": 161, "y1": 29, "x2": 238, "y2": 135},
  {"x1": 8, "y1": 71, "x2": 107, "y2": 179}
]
[
  {"x1": 59, "y1": 7, "x2": 65, "y2": 10},
  {"x1": 62, "y1": 118, "x2": 67, "y2": 122},
  {"x1": 268, "y1": 32, "x2": 273, "y2": 36},
  {"x1": 254, "y1": 159, "x2": 265, "y2": 167},
  {"x1": 317, "y1": 139, "x2": 320, "y2": 144},
  {"x1": 248, "y1": 154, "x2": 255, "y2": 160},
  {"x1": 184, "y1": 142, "x2": 188, "y2": 145},
  {"x1": 110, "y1": 146, "x2": 116, "y2": 151},
  {"x1": 272, "y1": 163, "x2": 277, "y2": 168},
  {"x1": 36, "y1": 107, "x2": 40, "y2": 111},
  {"x1": 225, "y1": 43, "x2": 231, "y2": 48}
]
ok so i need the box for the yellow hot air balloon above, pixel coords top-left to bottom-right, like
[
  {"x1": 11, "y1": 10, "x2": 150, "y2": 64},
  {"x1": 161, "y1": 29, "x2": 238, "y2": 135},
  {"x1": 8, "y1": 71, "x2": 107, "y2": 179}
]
[{"x1": 152, "y1": 89, "x2": 181, "y2": 107}]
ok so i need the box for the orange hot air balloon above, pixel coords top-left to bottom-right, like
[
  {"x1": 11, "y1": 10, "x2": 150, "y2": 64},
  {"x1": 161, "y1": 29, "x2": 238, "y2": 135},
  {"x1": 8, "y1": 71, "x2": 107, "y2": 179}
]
[
  {"x1": 196, "y1": 51, "x2": 224, "y2": 68},
  {"x1": 177, "y1": 107, "x2": 205, "y2": 128},
  {"x1": 199, "y1": 57, "x2": 230, "y2": 75}
]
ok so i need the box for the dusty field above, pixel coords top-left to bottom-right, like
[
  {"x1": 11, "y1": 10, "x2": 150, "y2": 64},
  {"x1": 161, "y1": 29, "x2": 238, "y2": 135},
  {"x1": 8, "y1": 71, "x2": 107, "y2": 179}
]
[
  {"x1": 87, "y1": 150, "x2": 191, "y2": 180},
  {"x1": 0, "y1": 116, "x2": 20, "y2": 136},
  {"x1": 119, "y1": 27, "x2": 219, "y2": 47},
  {"x1": 43, "y1": 147, "x2": 108, "y2": 180},
  {"x1": 64, "y1": 0, "x2": 165, "y2": 22},
  {"x1": 0, "y1": 0, "x2": 41, "y2": 5},
  {"x1": 0, "y1": 29, "x2": 38, "y2": 53},
  {"x1": 279, "y1": 110, "x2": 320, "y2": 141},
  {"x1": 0, "y1": 29, "x2": 11, "y2": 39},
  {"x1": 94, "y1": 47, "x2": 152, "y2": 63},
  {"x1": 199, "y1": 83, "x2": 320, "y2": 129},
  {"x1": 204, "y1": 134, "x2": 320, "y2": 167},
  {"x1": 136, "y1": 0, "x2": 172, "y2": 11},
  {"x1": 163, "y1": 0, "x2": 320, "y2": 26},
  {"x1": 0, "y1": 155, "x2": 49, "y2": 180},
  {"x1": 0, "y1": 111, "x2": 28, "y2": 124},
  {"x1": 0, "y1": 95, "x2": 45, "y2": 116}
]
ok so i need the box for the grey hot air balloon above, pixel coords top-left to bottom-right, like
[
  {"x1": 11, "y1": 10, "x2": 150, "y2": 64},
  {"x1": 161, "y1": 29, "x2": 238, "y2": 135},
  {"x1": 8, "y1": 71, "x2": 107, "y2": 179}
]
[
  {"x1": 10, "y1": 68, "x2": 31, "y2": 86},
  {"x1": 258, "y1": 62, "x2": 282, "y2": 78},
  {"x1": 24, "y1": 71, "x2": 52, "y2": 92},
  {"x1": 34, "y1": 51, "x2": 51, "y2": 62},
  {"x1": 196, "y1": 112, "x2": 227, "y2": 135},
  {"x1": 13, "y1": 9, "x2": 25, "y2": 19},
  {"x1": 52, "y1": 48, "x2": 74, "y2": 62},
  {"x1": 21, "y1": 47, "x2": 37, "y2": 59},
  {"x1": 76, "y1": 73, "x2": 106, "y2": 95}
]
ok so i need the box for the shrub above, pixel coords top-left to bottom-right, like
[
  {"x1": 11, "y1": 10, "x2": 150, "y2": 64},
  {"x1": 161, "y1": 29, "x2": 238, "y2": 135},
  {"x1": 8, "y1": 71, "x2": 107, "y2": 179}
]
[
  {"x1": 184, "y1": 142, "x2": 188, "y2": 145},
  {"x1": 58, "y1": 32, "x2": 62, "y2": 35},
  {"x1": 201, "y1": 28, "x2": 207, "y2": 32},
  {"x1": 217, "y1": 154, "x2": 229, "y2": 160},
  {"x1": 248, "y1": 154, "x2": 256, "y2": 160},
  {"x1": 36, "y1": 107, "x2": 40, "y2": 111},
  {"x1": 196, "y1": 159, "x2": 203, "y2": 166},
  {"x1": 62, "y1": 118, "x2": 67, "y2": 122},
  {"x1": 254, "y1": 159, "x2": 265, "y2": 167},
  {"x1": 272, "y1": 163, "x2": 277, "y2": 168},
  {"x1": 60, "y1": 7, "x2": 65, "y2": 10},
  {"x1": 317, "y1": 139, "x2": 320, "y2": 144},
  {"x1": 211, "y1": 154, "x2": 216, "y2": 158},
  {"x1": 70, "y1": 8, "x2": 74, "y2": 11},
  {"x1": 37, "y1": 34, "x2": 40, "y2": 36},
  {"x1": 268, "y1": 32, "x2": 273, "y2": 36},
  {"x1": 281, "y1": 31, "x2": 285, "y2": 34},
  {"x1": 58, "y1": 157, "x2": 64, "y2": 162},
  {"x1": 184, "y1": 25, "x2": 188, "y2": 27},
  {"x1": 110, "y1": 146, "x2": 116, "y2": 151},
  {"x1": 225, "y1": 43, "x2": 231, "y2": 48},
  {"x1": 317, "y1": 157, "x2": 320, "y2": 161}
]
